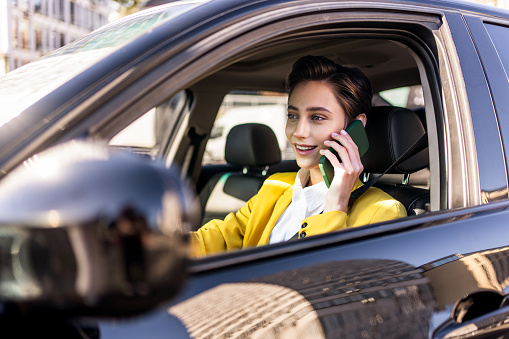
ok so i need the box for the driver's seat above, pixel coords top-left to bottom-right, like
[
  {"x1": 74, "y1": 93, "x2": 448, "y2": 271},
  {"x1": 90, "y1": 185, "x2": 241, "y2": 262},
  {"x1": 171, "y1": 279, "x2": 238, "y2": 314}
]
[{"x1": 362, "y1": 106, "x2": 430, "y2": 215}]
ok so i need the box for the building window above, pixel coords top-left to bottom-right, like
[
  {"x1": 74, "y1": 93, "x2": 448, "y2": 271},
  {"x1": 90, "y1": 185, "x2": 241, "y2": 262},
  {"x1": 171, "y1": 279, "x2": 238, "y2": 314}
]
[
  {"x1": 20, "y1": 19, "x2": 30, "y2": 49},
  {"x1": 12, "y1": 18, "x2": 18, "y2": 49},
  {"x1": 52, "y1": 31, "x2": 59, "y2": 48},
  {"x1": 59, "y1": 0, "x2": 64, "y2": 20},
  {"x1": 54, "y1": 0, "x2": 59, "y2": 20},
  {"x1": 70, "y1": 1, "x2": 75, "y2": 25},
  {"x1": 75, "y1": 3, "x2": 80, "y2": 26},
  {"x1": 35, "y1": 29, "x2": 43, "y2": 51},
  {"x1": 87, "y1": 9, "x2": 94, "y2": 30},
  {"x1": 34, "y1": 0, "x2": 42, "y2": 13}
]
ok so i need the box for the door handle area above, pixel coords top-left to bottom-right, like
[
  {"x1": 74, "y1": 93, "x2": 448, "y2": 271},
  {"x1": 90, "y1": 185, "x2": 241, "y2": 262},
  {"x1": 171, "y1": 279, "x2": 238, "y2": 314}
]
[{"x1": 433, "y1": 290, "x2": 509, "y2": 339}]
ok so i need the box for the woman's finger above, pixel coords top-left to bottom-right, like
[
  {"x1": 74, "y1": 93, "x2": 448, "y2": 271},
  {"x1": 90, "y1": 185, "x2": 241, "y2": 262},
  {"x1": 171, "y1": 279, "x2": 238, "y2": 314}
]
[
  {"x1": 320, "y1": 147, "x2": 344, "y2": 168},
  {"x1": 333, "y1": 130, "x2": 363, "y2": 172},
  {"x1": 323, "y1": 140, "x2": 351, "y2": 169},
  {"x1": 326, "y1": 135, "x2": 355, "y2": 171}
]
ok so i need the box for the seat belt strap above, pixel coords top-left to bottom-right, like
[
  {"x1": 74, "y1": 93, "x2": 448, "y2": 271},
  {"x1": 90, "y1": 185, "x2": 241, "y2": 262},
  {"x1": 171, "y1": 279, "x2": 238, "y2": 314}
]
[{"x1": 348, "y1": 132, "x2": 428, "y2": 207}]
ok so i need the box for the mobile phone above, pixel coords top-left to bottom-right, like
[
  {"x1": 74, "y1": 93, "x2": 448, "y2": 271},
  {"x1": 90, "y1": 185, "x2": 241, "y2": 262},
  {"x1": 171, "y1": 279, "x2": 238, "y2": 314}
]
[{"x1": 319, "y1": 119, "x2": 369, "y2": 188}]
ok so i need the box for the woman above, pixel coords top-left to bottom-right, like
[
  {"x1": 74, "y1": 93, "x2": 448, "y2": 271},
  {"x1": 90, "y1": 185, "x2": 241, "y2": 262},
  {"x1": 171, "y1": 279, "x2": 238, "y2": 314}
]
[{"x1": 192, "y1": 56, "x2": 406, "y2": 257}]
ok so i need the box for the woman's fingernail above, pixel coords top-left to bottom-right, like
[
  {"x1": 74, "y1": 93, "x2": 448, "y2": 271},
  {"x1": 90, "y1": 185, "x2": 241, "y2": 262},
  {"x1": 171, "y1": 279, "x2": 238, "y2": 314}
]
[
  {"x1": 331, "y1": 132, "x2": 338, "y2": 137},
  {"x1": 324, "y1": 140, "x2": 330, "y2": 144},
  {"x1": 341, "y1": 130, "x2": 348, "y2": 135}
]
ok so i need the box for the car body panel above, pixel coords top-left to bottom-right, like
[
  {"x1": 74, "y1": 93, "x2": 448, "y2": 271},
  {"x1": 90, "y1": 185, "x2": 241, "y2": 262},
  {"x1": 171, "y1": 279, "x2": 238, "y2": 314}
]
[{"x1": 95, "y1": 200, "x2": 509, "y2": 337}]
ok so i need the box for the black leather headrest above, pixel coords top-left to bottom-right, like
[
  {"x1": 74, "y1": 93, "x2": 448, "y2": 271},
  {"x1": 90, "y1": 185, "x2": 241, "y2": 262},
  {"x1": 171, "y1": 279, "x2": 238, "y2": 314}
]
[
  {"x1": 225, "y1": 123, "x2": 281, "y2": 166},
  {"x1": 362, "y1": 106, "x2": 428, "y2": 174}
]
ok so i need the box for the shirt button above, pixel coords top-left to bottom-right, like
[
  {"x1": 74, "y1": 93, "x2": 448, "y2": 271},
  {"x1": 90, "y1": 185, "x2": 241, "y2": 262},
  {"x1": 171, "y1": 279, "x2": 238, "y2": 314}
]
[
  {"x1": 301, "y1": 222, "x2": 308, "y2": 229},
  {"x1": 300, "y1": 231, "x2": 307, "y2": 238}
]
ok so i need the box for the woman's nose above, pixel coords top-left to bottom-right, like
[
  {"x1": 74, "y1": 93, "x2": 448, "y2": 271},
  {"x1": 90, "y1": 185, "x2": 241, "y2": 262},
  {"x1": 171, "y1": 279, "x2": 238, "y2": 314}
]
[{"x1": 293, "y1": 119, "x2": 309, "y2": 138}]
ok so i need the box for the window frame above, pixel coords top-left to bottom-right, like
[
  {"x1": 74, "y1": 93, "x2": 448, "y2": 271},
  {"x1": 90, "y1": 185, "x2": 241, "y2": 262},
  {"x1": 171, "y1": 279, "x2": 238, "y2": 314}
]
[
  {"x1": 464, "y1": 16, "x2": 509, "y2": 202},
  {"x1": 441, "y1": 13, "x2": 508, "y2": 206},
  {"x1": 168, "y1": 12, "x2": 448, "y2": 264}
]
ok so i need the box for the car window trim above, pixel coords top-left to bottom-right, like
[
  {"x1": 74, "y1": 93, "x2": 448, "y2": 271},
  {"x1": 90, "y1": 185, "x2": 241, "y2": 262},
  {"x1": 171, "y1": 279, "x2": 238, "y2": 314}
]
[
  {"x1": 465, "y1": 16, "x2": 509, "y2": 201},
  {"x1": 443, "y1": 13, "x2": 507, "y2": 205}
]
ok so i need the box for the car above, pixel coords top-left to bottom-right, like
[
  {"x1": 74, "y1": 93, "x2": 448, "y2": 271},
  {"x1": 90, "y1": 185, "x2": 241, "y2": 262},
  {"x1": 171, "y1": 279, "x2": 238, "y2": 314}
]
[{"x1": 1, "y1": 0, "x2": 509, "y2": 337}]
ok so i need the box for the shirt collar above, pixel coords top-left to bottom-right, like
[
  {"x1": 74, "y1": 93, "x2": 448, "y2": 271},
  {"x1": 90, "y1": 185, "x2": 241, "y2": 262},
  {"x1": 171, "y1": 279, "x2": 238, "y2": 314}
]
[{"x1": 294, "y1": 170, "x2": 328, "y2": 211}]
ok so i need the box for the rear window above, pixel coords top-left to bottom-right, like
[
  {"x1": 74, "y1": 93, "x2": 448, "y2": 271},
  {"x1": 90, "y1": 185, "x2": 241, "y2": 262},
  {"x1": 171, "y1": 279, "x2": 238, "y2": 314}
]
[{"x1": 379, "y1": 85, "x2": 424, "y2": 108}]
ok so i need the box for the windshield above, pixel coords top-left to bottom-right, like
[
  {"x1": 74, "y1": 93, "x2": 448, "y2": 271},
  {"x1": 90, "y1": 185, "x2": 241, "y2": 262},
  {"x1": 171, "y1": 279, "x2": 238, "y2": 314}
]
[{"x1": 0, "y1": 1, "x2": 206, "y2": 128}]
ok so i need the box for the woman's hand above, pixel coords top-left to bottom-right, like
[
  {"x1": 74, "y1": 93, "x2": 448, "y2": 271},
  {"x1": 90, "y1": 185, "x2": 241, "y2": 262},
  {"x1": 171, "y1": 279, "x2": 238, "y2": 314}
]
[{"x1": 320, "y1": 129, "x2": 364, "y2": 213}]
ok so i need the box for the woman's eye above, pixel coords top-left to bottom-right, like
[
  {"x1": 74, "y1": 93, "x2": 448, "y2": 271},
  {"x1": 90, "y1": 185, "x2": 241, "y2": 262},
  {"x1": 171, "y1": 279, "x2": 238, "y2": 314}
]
[
  {"x1": 287, "y1": 113, "x2": 297, "y2": 119},
  {"x1": 312, "y1": 115, "x2": 325, "y2": 121}
]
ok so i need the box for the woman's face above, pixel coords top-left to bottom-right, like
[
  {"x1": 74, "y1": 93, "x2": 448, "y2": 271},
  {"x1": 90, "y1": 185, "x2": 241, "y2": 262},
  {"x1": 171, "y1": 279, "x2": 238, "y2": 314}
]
[{"x1": 286, "y1": 80, "x2": 348, "y2": 171}]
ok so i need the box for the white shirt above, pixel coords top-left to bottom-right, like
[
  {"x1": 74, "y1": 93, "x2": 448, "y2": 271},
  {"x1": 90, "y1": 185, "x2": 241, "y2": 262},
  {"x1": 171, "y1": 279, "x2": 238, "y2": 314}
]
[{"x1": 269, "y1": 170, "x2": 328, "y2": 244}]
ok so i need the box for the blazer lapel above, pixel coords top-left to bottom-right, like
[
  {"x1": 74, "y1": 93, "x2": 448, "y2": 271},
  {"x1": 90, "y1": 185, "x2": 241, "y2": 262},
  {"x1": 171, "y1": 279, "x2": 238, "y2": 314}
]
[{"x1": 258, "y1": 186, "x2": 294, "y2": 245}]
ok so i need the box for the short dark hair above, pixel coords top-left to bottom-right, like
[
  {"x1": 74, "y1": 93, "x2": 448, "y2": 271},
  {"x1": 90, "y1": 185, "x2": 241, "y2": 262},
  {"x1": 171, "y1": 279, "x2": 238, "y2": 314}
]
[{"x1": 286, "y1": 55, "x2": 372, "y2": 125}]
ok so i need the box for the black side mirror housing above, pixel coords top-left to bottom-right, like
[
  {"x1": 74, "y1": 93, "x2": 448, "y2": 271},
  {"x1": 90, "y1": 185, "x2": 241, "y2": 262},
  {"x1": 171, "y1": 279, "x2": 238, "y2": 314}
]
[{"x1": 0, "y1": 141, "x2": 198, "y2": 317}]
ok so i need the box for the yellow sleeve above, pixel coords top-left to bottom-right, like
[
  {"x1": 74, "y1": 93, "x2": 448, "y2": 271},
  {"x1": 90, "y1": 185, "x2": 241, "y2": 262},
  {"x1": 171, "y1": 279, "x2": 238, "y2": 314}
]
[
  {"x1": 190, "y1": 172, "x2": 296, "y2": 257},
  {"x1": 191, "y1": 195, "x2": 255, "y2": 257}
]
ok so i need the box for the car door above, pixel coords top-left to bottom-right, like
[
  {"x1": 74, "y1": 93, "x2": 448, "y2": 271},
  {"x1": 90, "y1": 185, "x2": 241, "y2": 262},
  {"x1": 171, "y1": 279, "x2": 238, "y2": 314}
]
[{"x1": 85, "y1": 2, "x2": 509, "y2": 338}]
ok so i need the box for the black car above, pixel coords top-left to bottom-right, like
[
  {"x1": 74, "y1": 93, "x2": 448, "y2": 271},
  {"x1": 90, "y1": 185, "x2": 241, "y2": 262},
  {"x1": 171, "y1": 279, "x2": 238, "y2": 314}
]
[{"x1": 1, "y1": 0, "x2": 509, "y2": 337}]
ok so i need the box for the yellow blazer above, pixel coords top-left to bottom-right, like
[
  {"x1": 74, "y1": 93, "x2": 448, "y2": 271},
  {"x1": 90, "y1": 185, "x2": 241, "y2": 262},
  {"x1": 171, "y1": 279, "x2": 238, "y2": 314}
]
[{"x1": 192, "y1": 172, "x2": 406, "y2": 257}]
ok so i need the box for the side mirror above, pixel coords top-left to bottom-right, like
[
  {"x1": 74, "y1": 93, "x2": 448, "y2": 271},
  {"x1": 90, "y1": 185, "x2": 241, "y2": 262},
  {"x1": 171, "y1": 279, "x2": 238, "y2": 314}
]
[{"x1": 0, "y1": 141, "x2": 198, "y2": 317}]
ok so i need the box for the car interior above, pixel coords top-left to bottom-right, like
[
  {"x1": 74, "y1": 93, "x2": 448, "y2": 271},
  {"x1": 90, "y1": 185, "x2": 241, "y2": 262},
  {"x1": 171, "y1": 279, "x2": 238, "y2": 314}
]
[{"x1": 109, "y1": 34, "x2": 435, "y2": 236}]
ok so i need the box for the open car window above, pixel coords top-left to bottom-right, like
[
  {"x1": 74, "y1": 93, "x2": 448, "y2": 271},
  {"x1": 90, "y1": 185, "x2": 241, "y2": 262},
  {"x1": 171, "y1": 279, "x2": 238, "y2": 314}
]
[
  {"x1": 108, "y1": 90, "x2": 190, "y2": 159},
  {"x1": 190, "y1": 39, "x2": 436, "y2": 258}
]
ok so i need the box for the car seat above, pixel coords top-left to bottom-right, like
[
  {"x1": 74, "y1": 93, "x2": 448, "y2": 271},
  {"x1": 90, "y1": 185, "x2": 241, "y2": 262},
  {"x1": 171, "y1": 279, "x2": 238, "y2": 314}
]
[
  {"x1": 199, "y1": 123, "x2": 281, "y2": 224},
  {"x1": 362, "y1": 106, "x2": 430, "y2": 215}
]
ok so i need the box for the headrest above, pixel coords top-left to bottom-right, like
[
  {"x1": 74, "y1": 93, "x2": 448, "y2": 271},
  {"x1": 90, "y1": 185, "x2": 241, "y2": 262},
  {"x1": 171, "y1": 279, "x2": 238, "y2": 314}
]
[
  {"x1": 225, "y1": 123, "x2": 281, "y2": 167},
  {"x1": 362, "y1": 106, "x2": 428, "y2": 174}
]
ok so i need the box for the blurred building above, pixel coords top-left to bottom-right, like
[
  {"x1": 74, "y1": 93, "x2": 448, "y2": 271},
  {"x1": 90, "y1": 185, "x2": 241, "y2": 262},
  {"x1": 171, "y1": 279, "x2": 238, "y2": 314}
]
[
  {"x1": 470, "y1": 0, "x2": 509, "y2": 9},
  {"x1": 0, "y1": 0, "x2": 111, "y2": 75}
]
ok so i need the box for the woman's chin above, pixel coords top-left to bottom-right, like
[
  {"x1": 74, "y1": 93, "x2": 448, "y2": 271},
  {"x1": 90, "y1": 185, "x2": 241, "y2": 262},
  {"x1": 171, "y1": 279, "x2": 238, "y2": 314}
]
[{"x1": 295, "y1": 159, "x2": 319, "y2": 170}]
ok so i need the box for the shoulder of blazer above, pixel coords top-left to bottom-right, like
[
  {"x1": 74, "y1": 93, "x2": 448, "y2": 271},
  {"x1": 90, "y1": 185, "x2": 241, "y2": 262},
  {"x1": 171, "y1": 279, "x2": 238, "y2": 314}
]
[{"x1": 264, "y1": 172, "x2": 297, "y2": 186}]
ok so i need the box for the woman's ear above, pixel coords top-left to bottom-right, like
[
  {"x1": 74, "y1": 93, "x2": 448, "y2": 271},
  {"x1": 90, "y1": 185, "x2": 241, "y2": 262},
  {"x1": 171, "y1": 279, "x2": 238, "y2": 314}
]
[{"x1": 356, "y1": 113, "x2": 367, "y2": 127}]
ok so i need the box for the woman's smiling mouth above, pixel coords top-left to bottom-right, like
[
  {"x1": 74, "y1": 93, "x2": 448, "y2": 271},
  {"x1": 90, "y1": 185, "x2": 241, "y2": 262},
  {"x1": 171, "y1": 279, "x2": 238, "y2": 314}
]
[
  {"x1": 296, "y1": 145, "x2": 315, "y2": 151},
  {"x1": 294, "y1": 144, "x2": 317, "y2": 154}
]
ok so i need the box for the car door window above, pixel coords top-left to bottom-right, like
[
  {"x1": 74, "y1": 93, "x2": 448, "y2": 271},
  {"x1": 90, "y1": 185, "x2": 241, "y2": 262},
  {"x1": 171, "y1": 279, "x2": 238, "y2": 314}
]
[{"x1": 108, "y1": 90, "x2": 188, "y2": 159}]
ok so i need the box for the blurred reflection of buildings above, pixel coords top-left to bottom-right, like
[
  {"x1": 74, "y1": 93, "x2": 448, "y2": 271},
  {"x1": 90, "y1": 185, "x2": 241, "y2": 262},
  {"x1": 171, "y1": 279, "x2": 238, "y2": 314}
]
[
  {"x1": 170, "y1": 282, "x2": 325, "y2": 339},
  {"x1": 423, "y1": 246, "x2": 509, "y2": 310},
  {"x1": 0, "y1": 0, "x2": 111, "y2": 75},
  {"x1": 169, "y1": 259, "x2": 435, "y2": 338}
]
